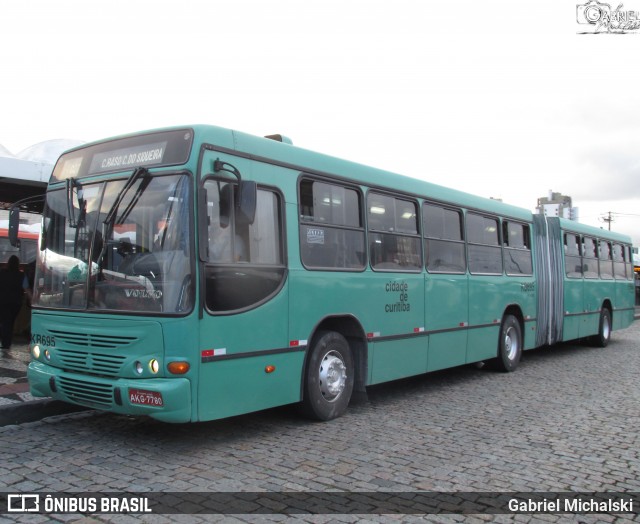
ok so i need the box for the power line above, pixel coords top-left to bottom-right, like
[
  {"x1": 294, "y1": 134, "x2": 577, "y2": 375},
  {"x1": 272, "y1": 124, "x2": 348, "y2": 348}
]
[{"x1": 598, "y1": 211, "x2": 640, "y2": 231}]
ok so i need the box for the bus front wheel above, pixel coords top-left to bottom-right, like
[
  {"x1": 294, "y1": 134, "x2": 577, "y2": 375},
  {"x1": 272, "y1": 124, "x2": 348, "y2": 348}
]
[
  {"x1": 301, "y1": 331, "x2": 354, "y2": 421},
  {"x1": 495, "y1": 314, "x2": 522, "y2": 372}
]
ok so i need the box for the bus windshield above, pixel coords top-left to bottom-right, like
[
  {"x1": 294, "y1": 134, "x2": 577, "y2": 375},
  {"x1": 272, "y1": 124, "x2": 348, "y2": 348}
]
[{"x1": 34, "y1": 172, "x2": 193, "y2": 314}]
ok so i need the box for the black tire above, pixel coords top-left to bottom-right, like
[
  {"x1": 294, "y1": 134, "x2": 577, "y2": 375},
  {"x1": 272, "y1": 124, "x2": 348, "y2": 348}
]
[
  {"x1": 301, "y1": 331, "x2": 354, "y2": 421},
  {"x1": 494, "y1": 314, "x2": 522, "y2": 372},
  {"x1": 592, "y1": 308, "x2": 611, "y2": 348}
]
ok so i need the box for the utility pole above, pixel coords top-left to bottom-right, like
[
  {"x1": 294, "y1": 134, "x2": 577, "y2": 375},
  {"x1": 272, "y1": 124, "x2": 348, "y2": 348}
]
[{"x1": 601, "y1": 211, "x2": 614, "y2": 231}]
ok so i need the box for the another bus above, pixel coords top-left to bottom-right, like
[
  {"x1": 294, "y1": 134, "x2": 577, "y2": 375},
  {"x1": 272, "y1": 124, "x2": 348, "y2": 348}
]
[
  {"x1": 0, "y1": 226, "x2": 38, "y2": 267},
  {"x1": 20, "y1": 125, "x2": 635, "y2": 423}
]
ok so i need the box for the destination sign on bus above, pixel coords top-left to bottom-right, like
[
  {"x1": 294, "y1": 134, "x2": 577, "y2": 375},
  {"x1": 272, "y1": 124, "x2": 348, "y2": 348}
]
[
  {"x1": 89, "y1": 142, "x2": 167, "y2": 174},
  {"x1": 50, "y1": 129, "x2": 193, "y2": 182}
]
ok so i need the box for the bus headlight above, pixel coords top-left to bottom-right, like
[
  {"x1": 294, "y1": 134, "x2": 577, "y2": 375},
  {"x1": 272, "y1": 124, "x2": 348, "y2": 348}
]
[
  {"x1": 134, "y1": 361, "x2": 144, "y2": 375},
  {"x1": 149, "y1": 359, "x2": 160, "y2": 374},
  {"x1": 44, "y1": 349, "x2": 51, "y2": 360},
  {"x1": 32, "y1": 345, "x2": 41, "y2": 359}
]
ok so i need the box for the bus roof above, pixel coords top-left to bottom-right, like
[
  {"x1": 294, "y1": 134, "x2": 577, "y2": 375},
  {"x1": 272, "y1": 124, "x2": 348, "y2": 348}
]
[
  {"x1": 192, "y1": 124, "x2": 534, "y2": 223},
  {"x1": 55, "y1": 124, "x2": 632, "y2": 244},
  {"x1": 557, "y1": 217, "x2": 632, "y2": 244}
]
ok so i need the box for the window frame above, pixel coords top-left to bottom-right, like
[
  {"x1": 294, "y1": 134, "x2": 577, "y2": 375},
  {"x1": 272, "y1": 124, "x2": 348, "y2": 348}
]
[
  {"x1": 598, "y1": 239, "x2": 614, "y2": 280},
  {"x1": 502, "y1": 220, "x2": 533, "y2": 276},
  {"x1": 466, "y1": 212, "x2": 503, "y2": 276},
  {"x1": 612, "y1": 243, "x2": 627, "y2": 280},
  {"x1": 367, "y1": 190, "x2": 422, "y2": 273},
  {"x1": 423, "y1": 202, "x2": 466, "y2": 274},
  {"x1": 298, "y1": 176, "x2": 366, "y2": 272},
  {"x1": 201, "y1": 175, "x2": 287, "y2": 314},
  {"x1": 564, "y1": 232, "x2": 583, "y2": 279},
  {"x1": 582, "y1": 236, "x2": 599, "y2": 280},
  {"x1": 624, "y1": 245, "x2": 634, "y2": 281}
]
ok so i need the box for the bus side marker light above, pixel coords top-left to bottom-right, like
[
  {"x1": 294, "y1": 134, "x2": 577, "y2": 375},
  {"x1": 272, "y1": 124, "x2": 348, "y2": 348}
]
[
  {"x1": 265, "y1": 365, "x2": 276, "y2": 374},
  {"x1": 167, "y1": 361, "x2": 190, "y2": 374}
]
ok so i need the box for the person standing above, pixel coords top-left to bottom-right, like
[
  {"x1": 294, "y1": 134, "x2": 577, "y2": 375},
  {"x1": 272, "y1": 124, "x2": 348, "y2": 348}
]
[{"x1": 0, "y1": 255, "x2": 28, "y2": 349}]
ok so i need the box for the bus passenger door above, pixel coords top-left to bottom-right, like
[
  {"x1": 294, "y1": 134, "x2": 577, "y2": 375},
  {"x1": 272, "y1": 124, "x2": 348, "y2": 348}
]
[
  {"x1": 197, "y1": 173, "x2": 295, "y2": 421},
  {"x1": 425, "y1": 272, "x2": 468, "y2": 371},
  {"x1": 422, "y1": 204, "x2": 469, "y2": 371}
]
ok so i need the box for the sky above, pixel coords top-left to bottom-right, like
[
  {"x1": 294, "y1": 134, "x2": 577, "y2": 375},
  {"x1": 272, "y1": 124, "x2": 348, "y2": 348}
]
[{"x1": 2, "y1": 0, "x2": 640, "y2": 246}]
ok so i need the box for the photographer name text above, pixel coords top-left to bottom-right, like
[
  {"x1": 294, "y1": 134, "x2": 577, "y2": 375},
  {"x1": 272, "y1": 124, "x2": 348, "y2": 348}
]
[{"x1": 509, "y1": 497, "x2": 634, "y2": 513}]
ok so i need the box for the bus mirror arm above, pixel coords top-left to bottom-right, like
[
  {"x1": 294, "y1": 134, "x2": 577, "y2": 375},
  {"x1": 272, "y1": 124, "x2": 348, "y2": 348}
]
[
  {"x1": 8, "y1": 194, "x2": 46, "y2": 247},
  {"x1": 8, "y1": 206, "x2": 20, "y2": 248}
]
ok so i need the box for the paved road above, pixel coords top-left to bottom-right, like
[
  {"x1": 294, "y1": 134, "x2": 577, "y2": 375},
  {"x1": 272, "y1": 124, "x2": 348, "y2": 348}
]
[{"x1": 1, "y1": 322, "x2": 639, "y2": 523}]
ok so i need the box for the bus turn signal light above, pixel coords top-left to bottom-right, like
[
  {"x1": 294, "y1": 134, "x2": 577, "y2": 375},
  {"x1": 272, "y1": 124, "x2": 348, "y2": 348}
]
[
  {"x1": 167, "y1": 361, "x2": 190, "y2": 375},
  {"x1": 265, "y1": 365, "x2": 276, "y2": 374}
]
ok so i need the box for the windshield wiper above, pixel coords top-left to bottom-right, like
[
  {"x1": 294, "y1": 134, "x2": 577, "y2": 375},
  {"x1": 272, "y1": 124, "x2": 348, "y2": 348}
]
[
  {"x1": 103, "y1": 167, "x2": 150, "y2": 227},
  {"x1": 95, "y1": 167, "x2": 150, "y2": 266},
  {"x1": 66, "y1": 178, "x2": 84, "y2": 228}
]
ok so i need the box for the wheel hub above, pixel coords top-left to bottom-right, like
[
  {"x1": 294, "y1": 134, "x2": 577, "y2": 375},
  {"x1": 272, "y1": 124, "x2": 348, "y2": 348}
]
[
  {"x1": 319, "y1": 351, "x2": 347, "y2": 401},
  {"x1": 505, "y1": 327, "x2": 519, "y2": 360},
  {"x1": 603, "y1": 315, "x2": 611, "y2": 340}
]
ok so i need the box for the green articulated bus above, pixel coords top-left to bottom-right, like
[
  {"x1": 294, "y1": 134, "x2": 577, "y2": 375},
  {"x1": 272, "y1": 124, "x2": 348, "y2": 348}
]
[{"x1": 19, "y1": 125, "x2": 635, "y2": 423}]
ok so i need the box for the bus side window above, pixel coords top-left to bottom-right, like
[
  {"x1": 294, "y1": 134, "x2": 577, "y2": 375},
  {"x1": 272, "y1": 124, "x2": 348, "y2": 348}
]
[
  {"x1": 599, "y1": 240, "x2": 613, "y2": 279},
  {"x1": 613, "y1": 243, "x2": 626, "y2": 279},
  {"x1": 502, "y1": 221, "x2": 532, "y2": 276},
  {"x1": 423, "y1": 203, "x2": 466, "y2": 273},
  {"x1": 624, "y1": 245, "x2": 634, "y2": 280},
  {"x1": 299, "y1": 178, "x2": 365, "y2": 270},
  {"x1": 582, "y1": 236, "x2": 598, "y2": 279},
  {"x1": 467, "y1": 213, "x2": 502, "y2": 275},
  {"x1": 367, "y1": 192, "x2": 421, "y2": 272},
  {"x1": 564, "y1": 233, "x2": 582, "y2": 278}
]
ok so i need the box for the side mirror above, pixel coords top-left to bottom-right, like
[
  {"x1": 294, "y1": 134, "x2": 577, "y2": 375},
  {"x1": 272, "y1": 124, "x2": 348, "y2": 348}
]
[
  {"x1": 236, "y1": 181, "x2": 257, "y2": 225},
  {"x1": 8, "y1": 206, "x2": 20, "y2": 247},
  {"x1": 212, "y1": 159, "x2": 257, "y2": 225}
]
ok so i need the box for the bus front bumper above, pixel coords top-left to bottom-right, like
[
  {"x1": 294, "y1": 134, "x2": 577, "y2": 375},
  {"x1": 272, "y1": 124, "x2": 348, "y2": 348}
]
[{"x1": 28, "y1": 361, "x2": 192, "y2": 423}]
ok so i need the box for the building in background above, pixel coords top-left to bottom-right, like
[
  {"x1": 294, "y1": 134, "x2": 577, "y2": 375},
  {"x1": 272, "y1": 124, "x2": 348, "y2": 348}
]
[{"x1": 536, "y1": 190, "x2": 579, "y2": 221}]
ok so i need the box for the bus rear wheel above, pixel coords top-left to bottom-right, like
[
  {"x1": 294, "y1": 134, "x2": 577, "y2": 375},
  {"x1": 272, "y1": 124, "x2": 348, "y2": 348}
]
[
  {"x1": 495, "y1": 314, "x2": 522, "y2": 372},
  {"x1": 301, "y1": 331, "x2": 354, "y2": 421},
  {"x1": 591, "y1": 308, "x2": 611, "y2": 348}
]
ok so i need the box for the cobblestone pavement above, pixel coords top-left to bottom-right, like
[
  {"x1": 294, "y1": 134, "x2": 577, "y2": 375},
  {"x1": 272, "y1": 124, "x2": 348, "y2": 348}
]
[{"x1": 0, "y1": 322, "x2": 639, "y2": 523}]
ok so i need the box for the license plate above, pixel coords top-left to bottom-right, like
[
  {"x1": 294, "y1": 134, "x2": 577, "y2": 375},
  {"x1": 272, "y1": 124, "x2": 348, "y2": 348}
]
[{"x1": 128, "y1": 388, "x2": 164, "y2": 407}]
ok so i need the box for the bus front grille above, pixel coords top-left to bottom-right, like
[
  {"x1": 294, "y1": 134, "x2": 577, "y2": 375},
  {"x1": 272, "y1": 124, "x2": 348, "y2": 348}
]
[
  {"x1": 58, "y1": 377, "x2": 113, "y2": 407},
  {"x1": 58, "y1": 349, "x2": 126, "y2": 377},
  {"x1": 49, "y1": 330, "x2": 137, "y2": 350}
]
